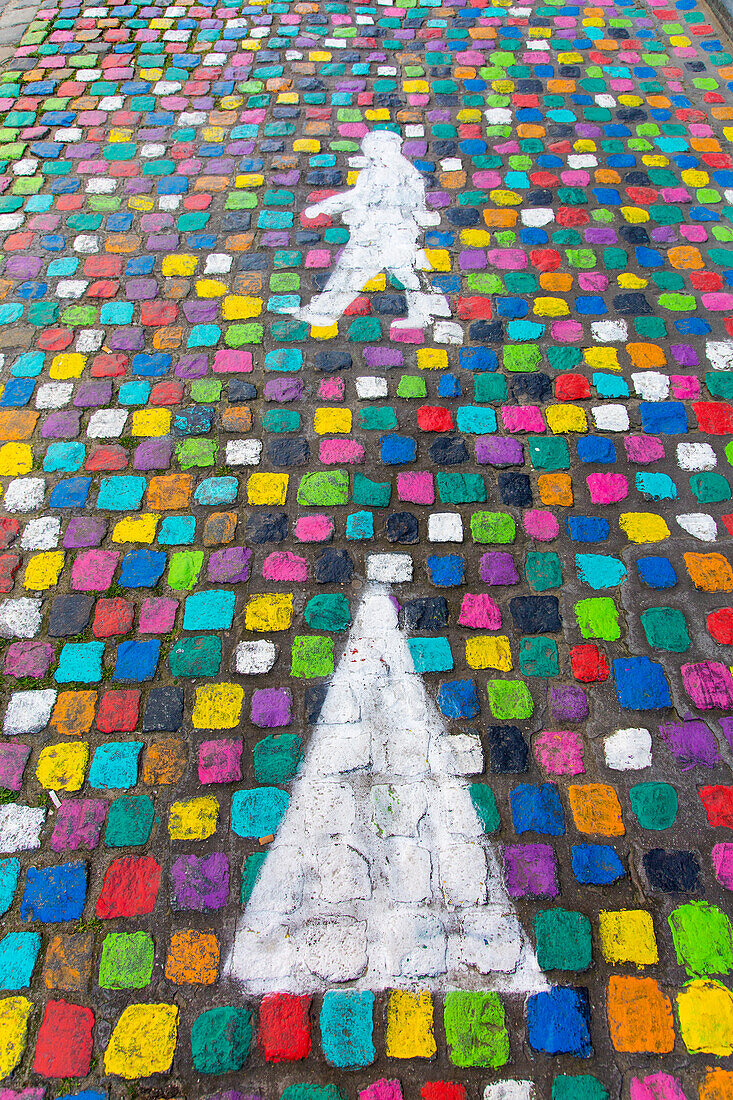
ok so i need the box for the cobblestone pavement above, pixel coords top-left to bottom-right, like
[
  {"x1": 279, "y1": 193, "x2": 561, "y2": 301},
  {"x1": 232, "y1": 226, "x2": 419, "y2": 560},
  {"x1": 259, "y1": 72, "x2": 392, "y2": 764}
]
[{"x1": 2, "y1": 0, "x2": 733, "y2": 1094}]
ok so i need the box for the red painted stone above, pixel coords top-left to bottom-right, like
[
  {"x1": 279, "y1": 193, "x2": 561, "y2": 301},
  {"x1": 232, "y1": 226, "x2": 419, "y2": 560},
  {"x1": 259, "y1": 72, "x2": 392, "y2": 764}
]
[
  {"x1": 96, "y1": 688, "x2": 140, "y2": 732},
  {"x1": 84, "y1": 255, "x2": 123, "y2": 277},
  {"x1": 38, "y1": 328, "x2": 74, "y2": 351},
  {"x1": 259, "y1": 993, "x2": 312, "y2": 1062},
  {"x1": 0, "y1": 517, "x2": 19, "y2": 549},
  {"x1": 0, "y1": 553, "x2": 20, "y2": 594},
  {"x1": 86, "y1": 279, "x2": 119, "y2": 299},
  {"x1": 151, "y1": 381, "x2": 184, "y2": 405},
  {"x1": 456, "y1": 296, "x2": 492, "y2": 320},
  {"x1": 571, "y1": 643, "x2": 609, "y2": 683},
  {"x1": 555, "y1": 373, "x2": 591, "y2": 401},
  {"x1": 699, "y1": 785, "x2": 733, "y2": 829},
  {"x1": 91, "y1": 353, "x2": 128, "y2": 377},
  {"x1": 421, "y1": 1084, "x2": 466, "y2": 1100},
  {"x1": 417, "y1": 406, "x2": 454, "y2": 432},
  {"x1": 85, "y1": 445, "x2": 128, "y2": 471},
  {"x1": 93, "y1": 598, "x2": 134, "y2": 639},
  {"x1": 141, "y1": 301, "x2": 178, "y2": 325},
  {"x1": 693, "y1": 401, "x2": 733, "y2": 435},
  {"x1": 529, "y1": 248, "x2": 561, "y2": 272},
  {"x1": 96, "y1": 855, "x2": 161, "y2": 918},
  {"x1": 33, "y1": 999, "x2": 94, "y2": 1078},
  {"x1": 707, "y1": 608, "x2": 733, "y2": 645}
]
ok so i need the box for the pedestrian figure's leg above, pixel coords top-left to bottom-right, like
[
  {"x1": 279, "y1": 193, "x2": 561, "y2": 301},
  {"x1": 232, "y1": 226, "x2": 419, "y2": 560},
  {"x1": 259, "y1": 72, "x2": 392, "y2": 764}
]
[
  {"x1": 286, "y1": 245, "x2": 381, "y2": 325},
  {"x1": 388, "y1": 263, "x2": 434, "y2": 328}
]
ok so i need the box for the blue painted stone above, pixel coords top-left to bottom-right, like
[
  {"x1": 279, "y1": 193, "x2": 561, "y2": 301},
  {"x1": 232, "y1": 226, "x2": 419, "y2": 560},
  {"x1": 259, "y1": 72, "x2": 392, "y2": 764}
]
[
  {"x1": 613, "y1": 656, "x2": 672, "y2": 710},
  {"x1": 437, "y1": 679, "x2": 480, "y2": 719},
  {"x1": 320, "y1": 991, "x2": 376, "y2": 1068},
  {"x1": 528, "y1": 988, "x2": 593, "y2": 1057},
  {"x1": 640, "y1": 401, "x2": 688, "y2": 434},
  {"x1": 50, "y1": 477, "x2": 91, "y2": 508},
  {"x1": 380, "y1": 435, "x2": 417, "y2": 464},
  {"x1": 511, "y1": 783, "x2": 565, "y2": 836},
  {"x1": 571, "y1": 845, "x2": 625, "y2": 885},
  {"x1": 566, "y1": 517, "x2": 610, "y2": 542},
  {"x1": 119, "y1": 549, "x2": 166, "y2": 588},
  {"x1": 636, "y1": 556, "x2": 677, "y2": 589},
  {"x1": 88, "y1": 742, "x2": 143, "y2": 790},
  {"x1": 0, "y1": 930, "x2": 41, "y2": 989},
  {"x1": 113, "y1": 639, "x2": 161, "y2": 681},
  {"x1": 427, "y1": 555, "x2": 466, "y2": 587},
  {"x1": 21, "y1": 861, "x2": 87, "y2": 922},
  {"x1": 194, "y1": 476, "x2": 238, "y2": 505}
]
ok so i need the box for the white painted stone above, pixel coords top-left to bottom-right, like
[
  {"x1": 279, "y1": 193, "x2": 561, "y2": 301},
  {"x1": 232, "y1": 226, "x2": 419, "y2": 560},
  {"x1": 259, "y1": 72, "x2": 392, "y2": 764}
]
[
  {"x1": 706, "y1": 340, "x2": 733, "y2": 370},
  {"x1": 366, "y1": 553, "x2": 412, "y2": 582},
  {"x1": 604, "y1": 727, "x2": 652, "y2": 770},
  {"x1": 568, "y1": 154, "x2": 598, "y2": 168},
  {"x1": 383, "y1": 840, "x2": 432, "y2": 902},
  {"x1": 677, "y1": 512, "x2": 718, "y2": 541},
  {"x1": 449, "y1": 904, "x2": 525, "y2": 975},
  {"x1": 233, "y1": 640, "x2": 276, "y2": 675},
  {"x1": 632, "y1": 371, "x2": 669, "y2": 400},
  {"x1": 0, "y1": 804, "x2": 46, "y2": 854},
  {"x1": 440, "y1": 841, "x2": 487, "y2": 907},
  {"x1": 677, "y1": 442, "x2": 717, "y2": 471},
  {"x1": 4, "y1": 479, "x2": 45, "y2": 514},
  {"x1": 372, "y1": 783, "x2": 427, "y2": 837},
  {"x1": 317, "y1": 844, "x2": 371, "y2": 902},
  {"x1": 308, "y1": 726, "x2": 371, "y2": 776},
  {"x1": 484, "y1": 1082, "x2": 534, "y2": 1100},
  {"x1": 595, "y1": 94, "x2": 616, "y2": 107},
  {"x1": 441, "y1": 158, "x2": 463, "y2": 172},
  {"x1": 204, "y1": 253, "x2": 232, "y2": 274},
  {"x1": 520, "y1": 207, "x2": 553, "y2": 226},
  {"x1": 297, "y1": 918, "x2": 368, "y2": 982},
  {"x1": 430, "y1": 732, "x2": 484, "y2": 776},
  {"x1": 4, "y1": 690, "x2": 56, "y2": 736},
  {"x1": 592, "y1": 404, "x2": 629, "y2": 431},
  {"x1": 591, "y1": 319, "x2": 626, "y2": 342},
  {"x1": 36, "y1": 383, "x2": 73, "y2": 409},
  {"x1": 179, "y1": 111, "x2": 206, "y2": 125},
  {"x1": 0, "y1": 214, "x2": 24, "y2": 231},
  {"x1": 158, "y1": 196, "x2": 181, "y2": 211},
  {"x1": 355, "y1": 376, "x2": 388, "y2": 399},
  {"x1": 428, "y1": 512, "x2": 463, "y2": 542},
  {"x1": 75, "y1": 329, "x2": 104, "y2": 352},
  {"x1": 389, "y1": 911, "x2": 447, "y2": 979},
  {"x1": 226, "y1": 439, "x2": 262, "y2": 465},
  {"x1": 318, "y1": 686, "x2": 360, "y2": 724},
  {"x1": 0, "y1": 598, "x2": 42, "y2": 639},
  {"x1": 433, "y1": 321, "x2": 464, "y2": 344},
  {"x1": 73, "y1": 234, "x2": 99, "y2": 254},
  {"x1": 21, "y1": 517, "x2": 60, "y2": 551},
  {"x1": 87, "y1": 408, "x2": 127, "y2": 438},
  {"x1": 485, "y1": 108, "x2": 512, "y2": 124}
]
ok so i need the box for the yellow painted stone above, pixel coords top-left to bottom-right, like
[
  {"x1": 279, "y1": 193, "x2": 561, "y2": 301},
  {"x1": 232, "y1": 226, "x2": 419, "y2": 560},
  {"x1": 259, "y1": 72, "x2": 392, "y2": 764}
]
[
  {"x1": 0, "y1": 442, "x2": 32, "y2": 476},
  {"x1": 682, "y1": 169, "x2": 709, "y2": 187},
  {"x1": 423, "y1": 249, "x2": 451, "y2": 272},
  {"x1": 546, "y1": 404, "x2": 588, "y2": 434},
  {"x1": 314, "y1": 408, "x2": 352, "y2": 435},
  {"x1": 362, "y1": 274, "x2": 386, "y2": 292},
  {"x1": 277, "y1": 92, "x2": 299, "y2": 103},
  {"x1": 247, "y1": 473, "x2": 289, "y2": 506},
  {"x1": 490, "y1": 188, "x2": 522, "y2": 206},
  {"x1": 195, "y1": 278, "x2": 228, "y2": 298},
  {"x1": 0, "y1": 996, "x2": 33, "y2": 1077},
  {"x1": 50, "y1": 353, "x2": 86, "y2": 380},
  {"x1": 202, "y1": 125, "x2": 225, "y2": 140},
  {"x1": 417, "y1": 348, "x2": 449, "y2": 371},
  {"x1": 599, "y1": 910, "x2": 659, "y2": 966},
  {"x1": 677, "y1": 980, "x2": 733, "y2": 1056},
  {"x1": 109, "y1": 127, "x2": 133, "y2": 141},
  {"x1": 128, "y1": 195, "x2": 154, "y2": 212},
  {"x1": 169, "y1": 796, "x2": 219, "y2": 840},
  {"x1": 404, "y1": 79, "x2": 429, "y2": 93},
  {"x1": 236, "y1": 174, "x2": 263, "y2": 189},
  {"x1": 24, "y1": 551, "x2": 65, "y2": 591},
  {"x1": 131, "y1": 409, "x2": 171, "y2": 437},
  {"x1": 161, "y1": 254, "x2": 197, "y2": 277},
  {"x1": 619, "y1": 512, "x2": 670, "y2": 543},
  {"x1": 385, "y1": 990, "x2": 437, "y2": 1059},
  {"x1": 222, "y1": 295, "x2": 263, "y2": 320},
  {"x1": 112, "y1": 513, "x2": 159, "y2": 544},
  {"x1": 533, "y1": 296, "x2": 569, "y2": 317},
  {"x1": 36, "y1": 741, "x2": 89, "y2": 792},
  {"x1": 310, "y1": 321, "x2": 338, "y2": 339},
  {"x1": 460, "y1": 228, "x2": 492, "y2": 247},
  {"x1": 617, "y1": 273, "x2": 648, "y2": 289},
  {"x1": 245, "y1": 593, "x2": 293, "y2": 632},
  {"x1": 466, "y1": 635, "x2": 513, "y2": 671},
  {"x1": 584, "y1": 347, "x2": 619, "y2": 370},
  {"x1": 621, "y1": 205, "x2": 649, "y2": 223},
  {"x1": 104, "y1": 1003, "x2": 179, "y2": 1079},
  {"x1": 365, "y1": 108, "x2": 391, "y2": 120},
  {"x1": 192, "y1": 683, "x2": 244, "y2": 730},
  {"x1": 293, "y1": 138, "x2": 320, "y2": 152}
]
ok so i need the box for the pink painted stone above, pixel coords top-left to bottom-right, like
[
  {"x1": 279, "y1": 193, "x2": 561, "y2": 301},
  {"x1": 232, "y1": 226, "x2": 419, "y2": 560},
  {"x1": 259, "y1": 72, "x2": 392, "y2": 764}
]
[
  {"x1": 630, "y1": 1074, "x2": 689, "y2": 1100},
  {"x1": 319, "y1": 439, "x2": 364, "y2": 464},
  {"x1": 681, "y1": 661, "x2": 733, "y2": 710},
  {"x1": 671, "y1": 375, "x2": 699, "y2": 399},
  {"x1": 295, "y1": 515, "x2": 334, "y2": 542},
  {"x1": 390, "y1": 325, "x2": 424, "y2": 344},
  {"x1": 0, "y1": 743, "x2": 30, "y2": 790},
  {"x1": 487, "y1": 248, "x2": 526, "y2": 270},
  {"x1": 703, "y1": 292, "x2": 733, "y2": 311},
  {"x1": 138, "y1": 597, "x2": 178, "y2": 634},
  {"x1": 262, "y1": 551, "x2": 308, "y2": 583},
  {"x1": 305, "y1": 249, "x2": 331, "y2": 269},
  {"x1": 523, "y1": 509, "x2": 559, "y2": 541},
  {"x1": 502, "y1": 406, "x2": 546, "y2": 433},
  {"x1": 71, "y1": 549, "x2": 120, "y2": 592},
  {"x1": 712, "y1": 843, "x2": 733, "y2": 889},
  {"x1": 458, "y1": 593, "x2": 502, "y2": 629},
  {"x1": 551, "y1": 319, "x2": 583, "y2": 342},
  {"x1": 534, "y1": 730, "x2": 585, "y2": 775},
  {"x1": 578, "y1": 272, "x2": 608, "y2": 292},
  {"x1": 318, "y1": 377, "x2": 344, "y2": 400},
  {"x1": 4, "y1": 641, "x2": 54, "y2": 679},
  {"x1": 213, "y1": 349, "x2": 253, "y2": 373},
  {"x1": 360, "y1": 1082, "x2": 403, "y2": 1100},
  {"x1": 50, "y1": 799, "x2": 107, "y2": 852},
  {"x1": 397, "y1": 471, "x2": 434, "y2": 504},
  {"x1": 198, "y1": 739, "x2": 243, "y2": 784},
  {"x1": 624, "y1": 435, "x2": 665, "y2": 464},
  {"x1": 586, "y1": 472, "x2": 629, "y2": 504}
]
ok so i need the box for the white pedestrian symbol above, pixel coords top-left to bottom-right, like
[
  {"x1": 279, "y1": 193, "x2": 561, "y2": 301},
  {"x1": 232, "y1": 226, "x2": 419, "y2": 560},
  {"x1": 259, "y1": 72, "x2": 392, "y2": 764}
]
[
  {"x1": 226, "y1": 585, "x2": 547, "y2": 994},
  {"x1": 283, "y1": 130, "x2": 451, "y2": 330}
]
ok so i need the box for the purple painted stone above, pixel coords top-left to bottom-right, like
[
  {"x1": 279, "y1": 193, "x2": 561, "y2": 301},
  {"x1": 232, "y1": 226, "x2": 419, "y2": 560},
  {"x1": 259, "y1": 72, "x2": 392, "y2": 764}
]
[
  {"x1": 6, "y1": 256, "x2": 42, "y2": 278},
  {"x1": 50, "y1": 799, "x2": 107, "y2": 852},
  {"x1": 183, "y1": 300, "x2": 218, "y2": 323},
  {"x1": 264, "y1": 378, "x2": 303, "y2": 403},
  {"x1": 550, "y1": 685, "x2": 588, "y2": 722},
  {"x1": 125, "y1": 278, "x2": 159, "y2": 301},
  {"x1": 110, "y1": 328, "x2": 145, "y2": 351},
  {"x1": 651, "y1": 225, "x2": 676, "y2": 243},
  {"x1": 585, "y1": 227, "x2": 617, "y2": 244},
  {"x1": 133, "y1": 438, "x2": 173, "y2": 470},
  {"x1": 141, "y1": 214, "x2": 173, "y2": 232},
  {"x1": 459, "y1": 250, "x2": 487, "y2": 270},
  {"x1": 0, "y1": 743, "x2": 30, "y2": 790},
  {"x1": 63, "y1": 516, "x2": 107, "y2": 549},
  {"x1": 475, "y1": 437, "x2": 523, "y2": 466},
  {"x1": 205, "y1": 1092, "x2": 251, "y2": 1100},
  {"x1": 479, "y1": 552, "x2": 519, "y2": 586},
  {"x1": 175, "y1": 354, "x2": 208, "y2": 380},
  {"x1": 670, "y1": 344, "x2": 698, "y2": 366},
  {"x1": 682, "y1": 661, "x2": 733, "y2": 710},
  {"x1": 41, "y1": 410, "x2": 82, "y2": 439},
  {"x1": 659, "y1": 718, "x2": 720, "y2": 770},
  {"x1": 207, "y1": 547, "x2": 252, "y2": 584},
  {"x1": 363, "y1": 347, "x2": 403, "y2": 367},
  {"x1": 148, "y1": 232, "x2": 180, "y2": 252},
  {"x1": 504, "y1": 843, "x2": 558, "y2": 897},
  {"x1": 251, "y1": 688, "x2": 292, "y2": 728},
  {"x1": 198, "y1": 739, "x2": 243, "y2": 784},
  {"x1": 124, "y1": 178, "x2": 152, "y2": 194},
  {"x1": 403, "y1": 141, "x2": 427, "y2": 157},
  {"x1": 4, "y1": 641, "x2": 54, "y2": 679},
  {"x1": 73, "y1": 381, "x2": 112, "y2": 408},
  {"x1": 170, "y1": 852, "x2": 230, "y2": 911}
]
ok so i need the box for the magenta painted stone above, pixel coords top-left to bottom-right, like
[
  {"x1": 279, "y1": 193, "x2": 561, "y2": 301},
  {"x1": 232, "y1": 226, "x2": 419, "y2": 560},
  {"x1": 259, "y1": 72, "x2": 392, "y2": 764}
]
[
  {"x1": 549, "y1": 685, "x2": 588, "y2": 722},
  {"x1": 138, "y1": 597, "x2": 178, "y2": 634},
  {"x1": 170, "y1": 852, "x2": 230, "y2": 911},
  {"x1": 458, "y1": 592, "x2": 502, "y2": 629},
  {"x1": 4, "y1": 641, "x2": 54, "y2": 679},
  {"x1": 475, "y1": 437, "x2": 523, "y2": 466},
  {"x1": 480, "y1": 552, "x2": 519, "y2": 586},
  {"x1": 624, "y1": 435, "x2": 665, "y2": 464},
  {"x1": 659, "y1": 718, "x2": 719, "y2": 769},
  {"x1": 534, "y1": 730, "x2": 585, "y2": 776},
  {"x1": 586, "y1": 472, "x2": 628, "y2": 504},
  {"x1": 523, "y1": 509, "x2": 560, "y2": 541},
  {"x1": 262, "y1": 551, "x2": 307, "y2": 583},
  {"x1": 670, "y1": 376, "x2": 699, "y2": 399},
  {"x1": 251, "y1": 688, "x2": 292, "y2": 728},
  {"x1": 207, "y1": 548, "x2": 252, "y2": 584},
  {"x1": 295, "y1": 515, "x2": 334, "y2": 542},
  {"x1": 71, "y1": 549, "x2": 120, "y2": 592},
  {"x1": 213, "y1": 349, "x2": 253, "y2": 373},
  {"x1": 0, "y1": 743, "x2": 30, "y2": 790},
  {"x1": 502, "y1": 406, "x2": 545, "y2": 433},
  {"x1": 63, "y1": 516, "x2": 106, "y2": 549},
  {"x1": 682, "y1": 662, "x2": 733, "y2": 710},
  {"x1": 503, "y1": 843, "x2": 558, "y2": 897},
  {"x1": 319, "y1": 439, "x2": 364, "y2": 464},
  {"x1": 630, "y1": 1074, "x2": 688, "y2": 1100},
  {"x1": 198, "y1": 739, "x2": 243, "y2": 784},
  {"x1": 397, "y1": 471, "x2": 434, "y2": 504},
  {"x1": 360, "y1": 1082, "x2": 403, "y2": 1100},
  {"x1": 713, "y1": 843, "x2": 733, "y2": 890},
  {"x1": 50, "y1": 799, "x2": 107, "y2": 852},
  {"x1": 0, "y1": 1090, "x2": 46, "y2": 1100}
]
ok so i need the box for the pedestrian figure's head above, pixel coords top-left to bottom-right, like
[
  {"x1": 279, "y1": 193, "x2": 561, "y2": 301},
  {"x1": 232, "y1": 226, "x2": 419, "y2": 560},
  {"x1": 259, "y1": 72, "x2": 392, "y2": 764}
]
[{"x1": 361, "y1": 129, "x2": 404, "y2": 166}]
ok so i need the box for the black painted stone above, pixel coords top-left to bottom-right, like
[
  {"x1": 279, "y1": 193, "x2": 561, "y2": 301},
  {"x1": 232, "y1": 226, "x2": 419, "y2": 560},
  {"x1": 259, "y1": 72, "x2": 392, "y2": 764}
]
[
  {"x1": 228, "y1": 380, "x2": 257, "y2": 401},
  {"x1": 429, "y1": 436, "x2": 469, "y2": 465},
  {"x1": 246, "y1": 512, "x2": 288, "y2": 543},
  {"x1": 487, "y1": 725, "x2": 529, "y2": 773},
  {"x1": 314, "y1": 549, "x2": 353, "y2": 584},
  {"x1": 509, "y1": 595, "x2": 562, "y2": 633},
  {"x1": 401, "y1": 597, "x2": 449, "y2": 630},
  {"x1": 510, "y1": 373, "x2": 552, "y2": 402},
  {"x1": 48, "y1": 594, "x2": 94, "y2": 637},
  {"x1": 267, "y1": 438, "x2": 310, "y2": 467},
  {"x1": 499, "y1": 472, "x2": 532, "y2": 507},
  {"x1": 643, "y1": 849, "x2": 701, "y2": 893},
  {"x1": 386, "y1": 512, "x2": 419, "y2": 544},
  {"x1": 143, "y1": 686, "x2": 184, "y2": 732},
  {"x1": 315, "y1": 349, "x2": 352, "y2": 372}
]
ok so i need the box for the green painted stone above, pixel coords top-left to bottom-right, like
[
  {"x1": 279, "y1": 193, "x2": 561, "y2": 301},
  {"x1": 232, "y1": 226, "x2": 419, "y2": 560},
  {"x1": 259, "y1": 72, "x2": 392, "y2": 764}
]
[
  {"x1": 470, "y1": 783, "x2": 500, "y2": 833},
  {"x1": 359, "y1": 406, "x2": 397, "y2": 430},
  {"x1": 473, "y1": 373, "x2": 508, "y2": 402},
  {"x1": 487, "y1": 679, "x2": 533, "y2": 719},
  {"x1": 668, "y1": 901, "x2": 733, "y2": 978},
  {"x1": 241, "y1": 851, "x2": 267, "y2": 904},
  {"x1": 534, "y1": 909, "x2": 592, "y2": 971},
  {"x1": 444, "y1": 990, "x2": 509, "y2": 1068},
  {"x1": 525, "y1": 552, "x2": 562, "y2": 591},
  {"x1": 470, "y1": 511, "x2": 515, "y2": 544},
  {"x1": 629, "y1": 782, "x2": 678, "y2": 830},
  {"x1": 528, "y1": 436, "x2": 570, "y2": 470},
  {"x1": 546, "y1": 346, "x2": 582, "y2": 371},
  {"x1": 297, "y1": 471, "x2": 349, "y2": 506},
  {"x1": 352, "y1": 473, "x2": 391, "y2": 506},
  {"x1": 176, "y1": 439, "x2": 217, "y2": 469},
  {"x1": 436, "y1": 472, "x2": 486, "y2": 504},
  {"x1": 169, "y1": 636, "x2": 222, "y2": 678},
  {"x1": 574, "y1": 597, "x2": 620, "y2": 641},
  {"x1": 503, "y1": 345, "x2": 541, "y2": 372},
  {"x1": 104, "y1": 795, "x2": 155, "y2": 848},
  {"x1": 552, "y1": 1076, "x2": 609, "y2": 1100},
  {"x1": 168, "y1": 550, "x2": 204, "y2": 591},
  {"x1": 225, "y1": 323, "x2": 263, "y2": 346},
  {"x1": 347, "y1": 317, "x2": 382, "y2": 341},
  {"x1": 291, "y1": 636, "x2": 335, "y2": 678},
  {"x1": 640, "y1": 607, "x2": 690, "y2": 652},
  {"x1": 98, "y1": 931, "x2": 154, "y2": 989},
  {"x1": 253, "y1": 734, "x2": 303, "y2": 784},
  {"x1": 191, "y1": 1006, "x2": 252, "y2": 1074},
  {"x1": 304, "y1": 594, "x2": 350, "y2": 631},
  {"x1": 519, "y1": 637, "x2": 558, "y2": 678},
  {"x1": 689, "y1": 472, "x2": 731, "y2": 503},
  {"x1": 281, "y1": 1086, "x2": 346, "y2": 1100}
]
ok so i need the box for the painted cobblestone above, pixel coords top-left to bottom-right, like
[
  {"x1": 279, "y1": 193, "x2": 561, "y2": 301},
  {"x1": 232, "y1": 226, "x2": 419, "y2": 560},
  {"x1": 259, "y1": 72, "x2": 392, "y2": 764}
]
[{"x1": 0, "y1": 0, "x2": 731, "y2": 1092}]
